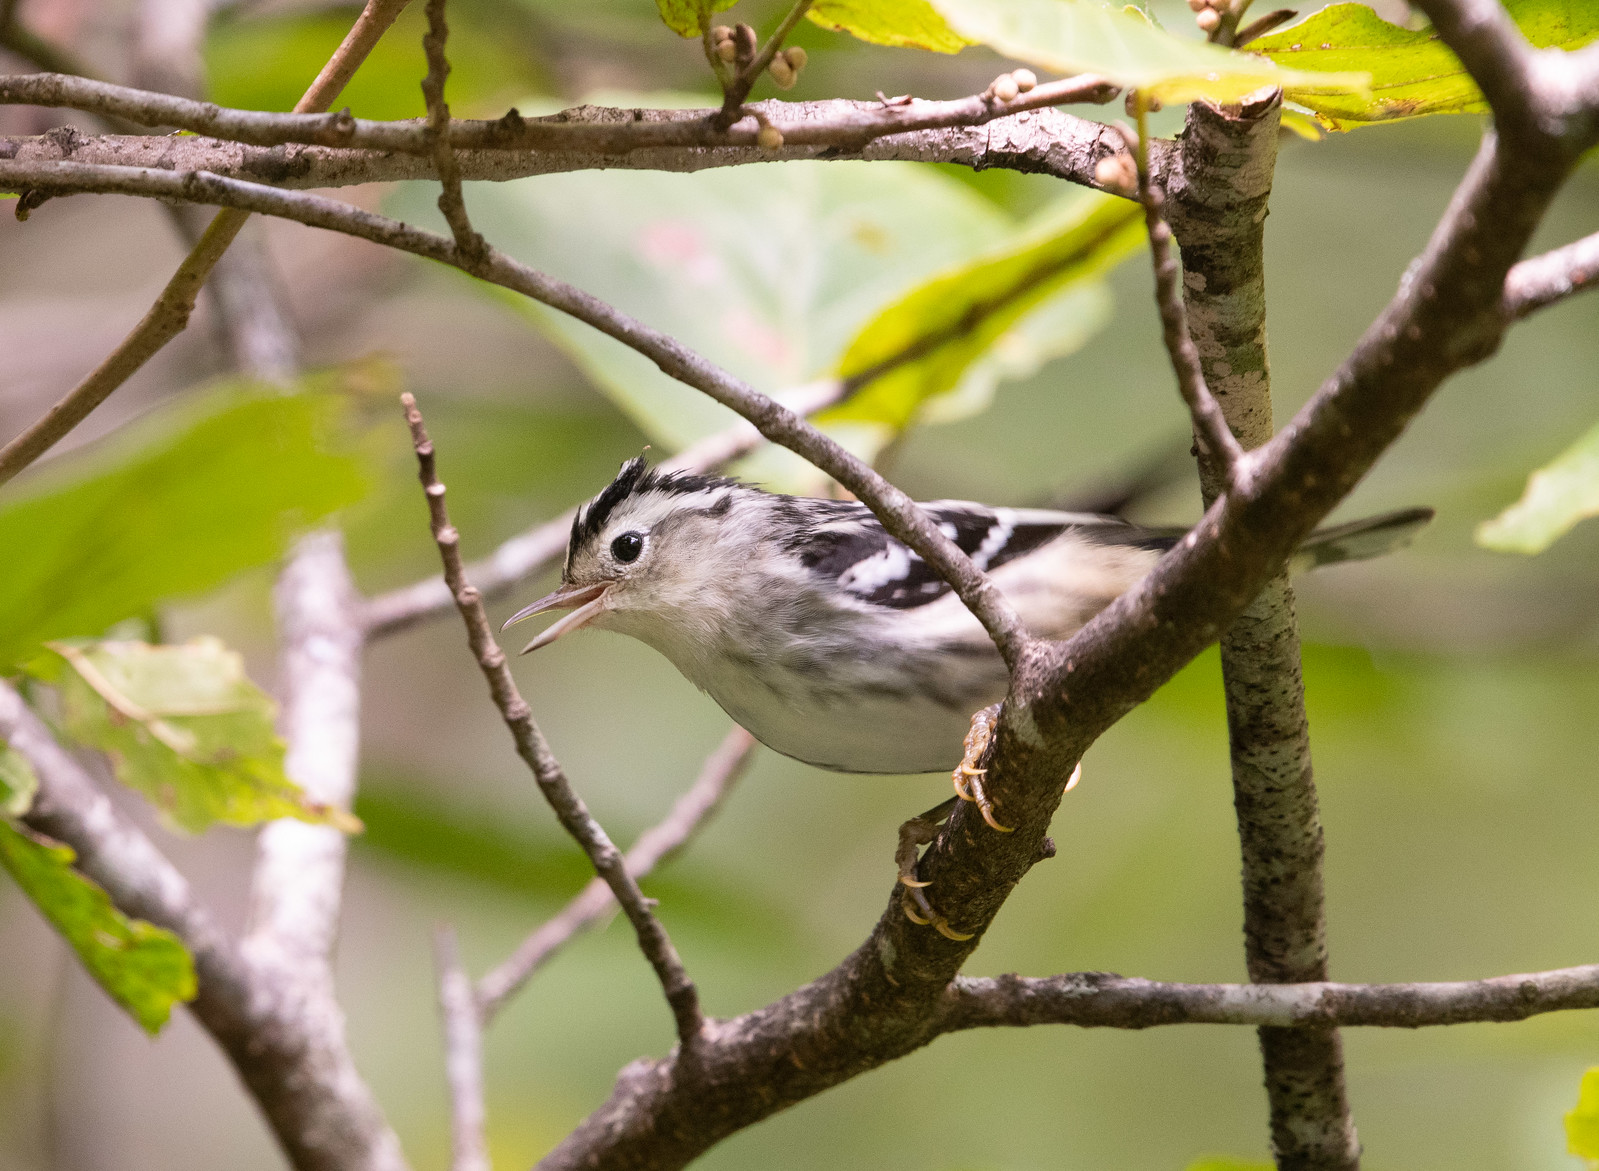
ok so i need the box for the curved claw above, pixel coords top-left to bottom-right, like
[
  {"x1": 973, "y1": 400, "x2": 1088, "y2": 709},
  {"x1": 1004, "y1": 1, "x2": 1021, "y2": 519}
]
[
  {"x1": 965, "y1": 769, "x2": 1015, "y2": 833},
  {"x1": 952, "y1": 768, "x2": 974, "y2": 801},
  {"x1": 934, "y1": 918, "x2": 975, "y2": 942},
  {"x1": 901, "y1": 890, "x2": 933, "y2": 925},
  {"x1": 898, "y1": 873, "x2": 932, "y2": 889}
]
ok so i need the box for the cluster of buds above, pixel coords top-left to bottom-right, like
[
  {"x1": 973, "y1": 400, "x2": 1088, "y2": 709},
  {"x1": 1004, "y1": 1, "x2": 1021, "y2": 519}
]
[
  {"x1": 755, "y1": 113, "x2": 784, "y2": 150},
  {"x1": 1186, "y1": 0, "x2": 1226, "y2": 36},
  {"x1": 767, "y1": 45, "x2": 808, "y2": 89},
  {"x1": 985, "y1": 68, "x2": 1038, "y2": 104},
  {"x1": 710, "y1": 23, "x2": 758, "y2": 69}
]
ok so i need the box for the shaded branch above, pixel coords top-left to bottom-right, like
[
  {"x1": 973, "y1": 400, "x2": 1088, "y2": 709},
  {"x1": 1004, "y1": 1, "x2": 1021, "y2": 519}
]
[
  {"x1": 944, "y1": 964, "x2": 1599, "y2": 1030},
  {"x1": 1503, "y1": 228, "x2": 1599, "y2": 318},
  {"x1": 0, "y1": 70, "x2": 1121, "y2": 159},
  {"x1": 0, "y1": 681, "x2": 410, "y2": 1171},
  {"x1": 434, "y1": 927, "x2": 491, "y2": 1171},
  {"x1": 402, "y1": 393, "x2": 704, "y2": 1046},
  {"x1": 0, "y1": 0, "x2": 409, "y2": 489},
  {"x1": 476, "y1": 726, "x2": 757, "y2": 1021},
  {"x1": 419, "y1": 0, "x2": 482, "y2": 257}
]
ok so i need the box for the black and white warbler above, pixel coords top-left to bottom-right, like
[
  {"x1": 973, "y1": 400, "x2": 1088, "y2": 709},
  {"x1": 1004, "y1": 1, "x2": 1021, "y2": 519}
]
[{"x1": 505, "y1": 456, "x2": 1431, "y2": 779}]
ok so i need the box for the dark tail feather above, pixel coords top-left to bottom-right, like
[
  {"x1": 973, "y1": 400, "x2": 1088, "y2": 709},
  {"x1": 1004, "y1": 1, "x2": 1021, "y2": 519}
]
[{"x1": 1290, "y1": 506, "x2": 1435, "y2": 571}]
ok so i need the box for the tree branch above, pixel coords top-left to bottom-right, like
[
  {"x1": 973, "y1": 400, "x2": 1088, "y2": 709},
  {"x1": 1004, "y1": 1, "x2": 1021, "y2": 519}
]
[
  {"x1": 0, "y1": 680, "x2": 410, "y2": 1171},
  {"x1": 476, "y1": 726, "x2": 757, "y2": 1021},
  {"x1": 1166, "y1": 92, "x2": 1357, "y2": 1171},
  {"x1": 419, "y1": 0, "x2": 482, "y2": 258},
  {"x1": 402, "y1": 393, "x2": 705, "y2": 1047},
  {"x1": 0, "y1": 0, "x2": 409, "y2": 489},
  {"x1": 943, "y1": 964, "x2": 1599, "y2": 1029},
  {"x1": 434, "y1": 926, "x2": 491, "y2": 1171},
  {"x1": 1503, "y1": 228, "x2": 1599, "y2": 318}
]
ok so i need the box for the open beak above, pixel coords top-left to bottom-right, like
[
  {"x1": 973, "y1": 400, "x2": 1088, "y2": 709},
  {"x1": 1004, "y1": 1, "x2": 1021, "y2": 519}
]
[{"x1": 501, "y1": 582, "x2": 610, "y2": 654}]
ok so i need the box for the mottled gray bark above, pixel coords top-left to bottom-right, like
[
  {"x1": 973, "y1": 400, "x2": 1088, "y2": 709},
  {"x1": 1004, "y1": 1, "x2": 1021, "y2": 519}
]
[{"x1": 1166, "y1": 91, "x2": 1357, "y2": 1171}]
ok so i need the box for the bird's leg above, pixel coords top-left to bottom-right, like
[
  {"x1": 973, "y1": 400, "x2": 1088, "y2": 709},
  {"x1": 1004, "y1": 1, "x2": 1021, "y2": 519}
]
[
  {"x1": 952, "y1": 702, "x2": 1012, "y2": 833},
  {"x1": 896, "y1": 796, "x2": 972, "y2": 941}
]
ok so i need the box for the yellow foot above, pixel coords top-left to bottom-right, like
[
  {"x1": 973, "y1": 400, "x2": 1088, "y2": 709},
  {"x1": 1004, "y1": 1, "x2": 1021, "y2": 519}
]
[
  {"x1": 895, "y1": 796, "x2": 973, "y2": 940},
  {"x1": 951, "y1": 703, "x2": 1012, "y2": 832}
]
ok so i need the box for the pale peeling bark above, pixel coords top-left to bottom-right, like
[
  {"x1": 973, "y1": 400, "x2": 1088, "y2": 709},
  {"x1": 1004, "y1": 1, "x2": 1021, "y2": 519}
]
[{"x1": 1166, "y1": 91, "x2": 1359, "y2": 1171}]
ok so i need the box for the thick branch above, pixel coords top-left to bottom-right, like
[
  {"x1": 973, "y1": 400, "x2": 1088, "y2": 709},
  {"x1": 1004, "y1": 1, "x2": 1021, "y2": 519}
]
[
  {"x1": 1503, "y1": 228, "x2": 1599, "y2": 318},
  {"x1": 0, "y1": 681, "x2": 409, "y2": 1171},
  {"x1": 0, "y1": 0, "x2": 409, "y2": 488},
  {"x1": 1167, "y1": 93, "x2": 1356, "y2": 1171},
  {"x1": 944, "y1": 965, "x2": 1599, "y2": 1030},
  {"x1": 402, "y1": 393, "x2": 704, "y2": 1046},
  {"x1": 0, "y1": 71, "x2": 1121, "y2": 160},
  {"x1": 476, "y1": 726, "x2": 757, "y2": 1021}
]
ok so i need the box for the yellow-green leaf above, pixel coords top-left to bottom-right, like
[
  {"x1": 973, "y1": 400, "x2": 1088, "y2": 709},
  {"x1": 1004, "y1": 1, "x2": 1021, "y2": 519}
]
[
  {"x1": 28, "y1": 639, "x2": 360, "y2": 835},
  {"x1": 828, "y1": 190, "x2": 1142, "y2": 428},
  {"x1": 1568, "y1": 1067, "x2": 1599, "y2": 1165},
  {"x1": 0, "y1": 742, "x2": 37, "y2": 817},
  {"x1": 808, "y1": 0, "x2": 972, "y2": 52},
  {"x1": 930, "y1": 0, "x2": 1367, "y2": 105},
  {"x1": 0, "y1": 384, "x2": 368, "y2": 669},
  {"x1": 0, "y1": 821, "x2": 196, "y2": 1034},
  {"x1": 654, "y1": 0, "x2": 737, "y2": 38},
  {"x1": 1255, "y1": 0, "x2": 1599, "y2": 131},
  {"x1": 1476, "y1": 419, "x2": 1599, "y2": 554}
]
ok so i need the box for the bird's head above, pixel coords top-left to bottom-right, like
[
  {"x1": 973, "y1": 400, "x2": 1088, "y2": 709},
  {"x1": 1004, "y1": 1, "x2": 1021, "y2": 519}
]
[{"x1": 502, "y1": 456, "x2": 747, "y2": 654}]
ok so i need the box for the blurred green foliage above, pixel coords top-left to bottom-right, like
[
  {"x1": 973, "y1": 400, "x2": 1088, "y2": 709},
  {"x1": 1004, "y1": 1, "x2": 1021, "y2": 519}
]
[
  {"x1": 0, "y1": 822, "x2": 195, "y2": 1035},
  {"x1": 0, "y1": 744, "x2": 36, "y2": 817},
  {"x1": 0, "y1": 386, "x2": 367, "y2": 668},
  {"x1": 25, "y1": 639, "x2": 353, "y2": 834},
  {"x1": 1255, "y1": 0, "x2": 1599, "y2": 130},
  {"x1": 1477, "y1": 419, "x2": 1599, "y2": 555},
  {"x1": 808, "y1": 0, "x2": 973, "y2": 52},
  {"x1": 1570, "y1": 1067, "x2": 1599, "y2": 1165}
]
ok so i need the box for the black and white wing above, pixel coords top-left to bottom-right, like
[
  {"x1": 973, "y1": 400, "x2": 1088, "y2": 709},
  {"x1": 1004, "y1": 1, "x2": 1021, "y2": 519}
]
[{"x1": 785, "y1": 499, "x2": 1179, "y2": 610}]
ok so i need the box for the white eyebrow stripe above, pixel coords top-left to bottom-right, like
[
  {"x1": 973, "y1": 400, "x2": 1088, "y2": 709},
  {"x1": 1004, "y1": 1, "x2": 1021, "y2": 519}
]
[{"x1": 971, "y1": 508, "x2": 1016, "y2": 570}]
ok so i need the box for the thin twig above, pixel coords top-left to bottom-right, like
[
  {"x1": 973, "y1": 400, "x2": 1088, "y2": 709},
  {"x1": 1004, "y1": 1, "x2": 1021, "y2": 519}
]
[
  {"x1": 0, "y1": 157, "x2": 1032, "y2": 666},
  {"x1": 434, "y1": 926, "x2": 491, "y2": 1171},
  {"x1": 0, "y1": 71, "x2": 1120, "y2": 156},
  {"x1": 0, "y1": 0, "x2": 410, "y2": 489},
  {"x1": 1128, "y1": 99, "x2": 1247, "y2": 481},
  {"x1": 1503, "y1": 228, "x2": 1599, "y2": 318},
  {"x1": 713, "y1": 0, "x2": 815, "y2": 127},
  {"x1": 419, "y1": 0, "x2": 481, "y2": 257},
  {"x1": 476, "y1": 726, "x2": 758, "y2": 1021},
  {"x1": 401, "y1": 392, "x2": 704, "y2": 1047}
]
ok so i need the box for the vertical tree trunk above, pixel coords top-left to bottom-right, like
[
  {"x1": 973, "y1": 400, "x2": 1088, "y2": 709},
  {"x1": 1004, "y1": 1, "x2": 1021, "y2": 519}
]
[{"x1": 1166, "y1": 90, "x2": 1360, "y2": 1171}]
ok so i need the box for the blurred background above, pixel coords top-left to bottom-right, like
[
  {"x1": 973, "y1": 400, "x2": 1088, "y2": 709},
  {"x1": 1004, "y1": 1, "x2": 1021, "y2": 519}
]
[{"x1": 1, "y1": 0, "x2": 1597, "y2": 1168}]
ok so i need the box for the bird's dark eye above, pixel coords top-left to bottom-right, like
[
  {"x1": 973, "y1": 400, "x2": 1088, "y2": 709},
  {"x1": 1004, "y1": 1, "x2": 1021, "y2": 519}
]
[{"x1": 610, "y1": 531, "x2": 644, "y2": 563}]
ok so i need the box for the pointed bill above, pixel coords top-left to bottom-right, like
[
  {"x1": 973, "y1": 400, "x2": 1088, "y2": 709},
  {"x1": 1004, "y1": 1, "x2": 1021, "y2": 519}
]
[{"x1": 501, "y1": 583, "x2": 609, "y2": 654}]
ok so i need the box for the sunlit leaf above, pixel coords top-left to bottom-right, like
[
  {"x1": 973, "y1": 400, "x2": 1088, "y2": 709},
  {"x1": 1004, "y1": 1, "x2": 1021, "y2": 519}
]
[
  {"x1": 0, "y1": 385, "x2": 368, "y2": 669},
  {"x1": 1255, "y1": 0, "x2": 1599, "y2": 130},
  {"x1": 27, "y1": 639, "x2": 359, "y2": 835},
  {"x1": 930, "y1": 0, "x2": 1367, "y2": 104},
  {"x1": 206, "y1": 3, "x2": 548, "y2": 119},
  {"x1": 653, "y1": 0, "x2": 737, "y2": 38},
  {"x1": 828, "y1": 191, "x2": 1141, "y2": 428},
  {"x1": 0, "y1": 742, "x2": 37, "y2": 817},
  {"x1": 0, "y1": 821, "x2": 195, "y2": 1034},
  {"x1": 1569, "y1": 1067, "x2": 1599, "y2": 1166},
  {"x1": 394, "y1": 159, "x2": 1012, "y2": 477},
  {"x1": 808, "y1": 0, "x2": 972, "y2": 52},
  {"x1": 1475, "y1": 419, "x2": 1599, "y2": 554}
]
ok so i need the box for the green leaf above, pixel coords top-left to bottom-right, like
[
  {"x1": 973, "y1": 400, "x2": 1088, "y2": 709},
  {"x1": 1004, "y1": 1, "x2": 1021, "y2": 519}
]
[
  {"x1": 827, "y1": 191, "x2": 1142, "y2": 428},
  {"x1": 653, "y1": 0, "x2": 737, "y2": 38},
  {"x1": 1475, "y1": 419, "x2": 1599, "y2": 554},
  {"x1": 929, "y1": 0, "x2": 1368, "y2": 105},
  {"x1": 0, "y1": 742, "x2": 37, "y2": 817},
  {"x1": 0, "y1": 385, "x2": 368, "y2": 669},
  {"x1": 394, "y1": 160, "x2": 1012, "y2": 467},
  {"x1": 27, "y1": 639, "x2": 359, "y2": 835},
  {"x1": 807, "y1": 0, "x2": 972, "y2": 52},
  {"x1": 1568, "y1": 1067, "x2": 1599, "y2": 1165},
  {"x1": 0, "y1": 821, "x2": 195, "y2": 1034},
  {"x1": 1254, "y1": 0, "x2": 1599, "y2": 130},
  {"x1": 206, "y1": 3, "x2": 549, "y2": 120}
]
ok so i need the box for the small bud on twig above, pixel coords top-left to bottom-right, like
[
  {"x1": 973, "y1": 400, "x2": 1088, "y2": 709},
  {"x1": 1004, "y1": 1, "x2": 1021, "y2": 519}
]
[
  {"x1": 784, "y1": 46, "x2": 807, "y2": 70},
  {"x1": 1094, "y1": 152, "x2": 1138, "y2": 195},
  {"x1": 1196, "y1": 7, "x2": 1222, "y2": 31},
  {"x1": 1012, "y1": 69, "x2": 1037, "y2": 93},
  {"x1": 757, "y1": 123, "x2": 784, "y2": 150},
  {"x1": 732, "y1": 22, "x2": 757, "y2": 68},
  {"x1": 989, "y1": 73, "x2": 1020, "y2": 103},
  {"x1": 769, "y1": 57, "x2": 796, "y2": 87}
]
